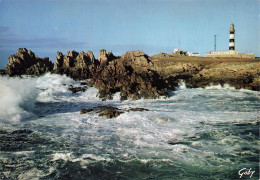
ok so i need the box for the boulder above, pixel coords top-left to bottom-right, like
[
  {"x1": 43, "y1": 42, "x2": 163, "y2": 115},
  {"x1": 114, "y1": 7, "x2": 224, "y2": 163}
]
[
  {"x1": 80, "y1": 106, "x2": 123, "y2": 119},
  {"x1": 80, "y1": 106, "x2": 149, "y2": 119},
  {"x1": 98, "y1": 109, "x2": 122, "y2": 119},
  {"x1": 68, "y1": 85, "x2": 88, "y2": 93},
  {"x1": 125, "y1": 107, "x2": 149, "y2": 112},
  {"x1": 6, "y1": 48, "x2": 53, "y2": 76}
]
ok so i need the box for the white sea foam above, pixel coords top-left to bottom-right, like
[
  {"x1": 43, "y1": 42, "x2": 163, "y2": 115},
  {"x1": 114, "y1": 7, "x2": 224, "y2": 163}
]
[
  {"x1": 177, "y1": 79, "x2": 187, "y2": 90},
  {"x1": 0, "y1": 76, "x2": 37, "y2": 123},
  {"x1": 113, "y1": 92, "x2": 121, "y2": 101},
  {"x1": 0, "y1": 74, "x2": 259, "y2": 179},
  {"x1": 52, "y1": 152, "x2": 74, "y2": 161},
  {"x1": 81, "y1": 87, "x2": 99, "y2": 101},
  {"x1": 205, "y1": 83, "x2": 236, "y2": 90},
  {"x1": 0, "y1": 73, "x2": 80, "y2": 123},
  {"x1": 36, "y1": 73, "x2": 77, "y2": 102}
]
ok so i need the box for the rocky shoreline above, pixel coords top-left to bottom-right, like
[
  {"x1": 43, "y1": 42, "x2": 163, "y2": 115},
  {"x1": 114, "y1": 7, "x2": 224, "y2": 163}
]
[{"x1": 3, "y1": 48, "x2": 260, "y2": 100}]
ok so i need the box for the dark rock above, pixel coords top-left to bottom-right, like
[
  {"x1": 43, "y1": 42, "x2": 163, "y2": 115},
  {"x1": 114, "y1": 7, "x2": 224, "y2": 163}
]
[
  {"x1": 80, "y1": 106, "x2": 123, "y2": 118},
  {"x1": 126, "y1": 107, "x2": 149, "y2": 112},
  {"x1": 80, "y1": 106, "x2": 149, "y2": 119},
  {"x1": 6, "y1": 48, "x2": 53, "y2": 76},
  {"x1": 98, "y1": 109, "x2": 123, "y2": 119},
  {"x1": 168, "y1": 141, "x2": 192, "y2": 145},
  {"x1": 0, "y1": 69, "x2": 6, "y2": 75},
  {"x1": 80, "y1": 108, "x2": 94, "y2": 114},
  {"x1": 68, "y1": 86, "x2": 88, "y2": 93},
  {"x1": 80, "y1": 82, "x2": 88, "y2": 85},
  {"x1": 25, "y1": 57, "x2": 53, "y2": 76},
  {"x1": 80, "y1": 106, "x2": 118, "y2": 115}
]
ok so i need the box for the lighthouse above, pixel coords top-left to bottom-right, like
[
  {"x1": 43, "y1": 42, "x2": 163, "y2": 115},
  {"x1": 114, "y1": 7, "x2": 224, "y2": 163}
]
[
  {"x1": 206, "y1": 23, "x2": 255, "y2": 58},
  {"x1": 229, "y1": 24, "x2": 235, "y2": 50}
]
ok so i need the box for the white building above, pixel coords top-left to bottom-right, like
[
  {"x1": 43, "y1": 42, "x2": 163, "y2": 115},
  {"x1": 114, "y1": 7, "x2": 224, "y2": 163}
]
[
  {"x1": 206, "y1": 50, "x2": 254, "y2": 58},
  {"x1": 190, "y1": 52, "x2": 200, "y2": 57}
]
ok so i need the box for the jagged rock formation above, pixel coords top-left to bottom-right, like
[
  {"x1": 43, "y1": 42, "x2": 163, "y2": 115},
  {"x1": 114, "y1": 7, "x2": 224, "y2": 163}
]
[
  {"x1": 5, "y1": 48, "x2": 260, "y2": 101},
  {"x1": 6, "y1": 48, "x2": 53, "y2": 76},
  {"x1": 97, "y1": 49, "x2": 117, "y2": 67},
  {"x1": 52, "y1": 50, "x2": 99, "y2": 79},
  {"x1": 90, "y1": 50, "x2": 170, "y2": 100}
]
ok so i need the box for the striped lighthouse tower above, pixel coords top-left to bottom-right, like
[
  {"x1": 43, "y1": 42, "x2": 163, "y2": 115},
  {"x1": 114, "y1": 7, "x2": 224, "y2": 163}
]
[{"x1": 229, "y1": 24, "x2": 235, "y2": 50}]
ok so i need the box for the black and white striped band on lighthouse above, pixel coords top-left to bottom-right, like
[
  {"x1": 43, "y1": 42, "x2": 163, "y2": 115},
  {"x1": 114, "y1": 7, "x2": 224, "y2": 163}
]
[{"x1": 229, "y1": 23, "x2": 235, "y2": 50}]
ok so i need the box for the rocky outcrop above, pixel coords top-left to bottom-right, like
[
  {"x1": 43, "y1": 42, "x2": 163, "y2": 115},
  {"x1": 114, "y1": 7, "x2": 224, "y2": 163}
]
[
  {"x1": 151, "y1": 56, "x2": 260, "y2": 91},
  {"x1": 52, "y1": 50, "x2": 99, "y2": 80},
  {"x1": 5, "y1": 48, "x2": 260, "y2": 101},
  {"x1": 6, "y1": 48, "x2": 53, "y2": 76},
  {"x1": 98, "y1": 49, "x2": 118, "y2": 67},
  {"x1": 80, "y1": 106, "x2": 149, "y2": 119},
  {"x1": 190, "y1": 62, "x2": 260, "y2": 90},
  {"x1": 90, "y1": 50, "x2": 170, "y2": 100}
]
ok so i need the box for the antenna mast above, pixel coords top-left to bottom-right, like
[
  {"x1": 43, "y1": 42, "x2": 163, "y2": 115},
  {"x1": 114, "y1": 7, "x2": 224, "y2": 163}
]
[{"x1": 214, "y1": 35, "x2": 216, "y2": 51}]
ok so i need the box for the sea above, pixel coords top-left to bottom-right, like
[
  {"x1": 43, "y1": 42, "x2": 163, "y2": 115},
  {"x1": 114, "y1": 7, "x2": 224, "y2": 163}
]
[{"x1": 0, "y1": 73, "x2": 259, "y2": 180}]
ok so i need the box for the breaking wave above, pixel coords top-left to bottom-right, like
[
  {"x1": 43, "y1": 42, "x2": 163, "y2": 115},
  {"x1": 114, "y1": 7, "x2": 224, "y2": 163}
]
[
  {"x1": 0, "y1": 76, "x2": 38, "y2": 123},
  {"x1": 0, "y1": 73, "x2": 79, "y2": 123},
  {"x1": 0, "y1": 74, "x2": 259, "y2": 179}
]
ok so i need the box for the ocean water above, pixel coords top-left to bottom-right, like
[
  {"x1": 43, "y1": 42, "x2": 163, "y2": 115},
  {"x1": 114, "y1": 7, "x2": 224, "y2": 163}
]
[{"x1": 0, "y1": 73, "x2": 259, "y2": 180}]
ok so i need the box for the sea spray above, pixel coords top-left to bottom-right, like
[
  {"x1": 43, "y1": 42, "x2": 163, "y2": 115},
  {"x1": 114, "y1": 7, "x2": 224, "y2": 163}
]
[
  {"x1": 36, "y1": 73, "x2": 78, "y2": 102},
  {"x1": 0, "y1": 76, "x2": 37, "y2": 123},
  {"x1": 205, "y1": 83, "x2": 236, "y2": 90},
  {"x1": 177, "y1": 79, "x2": 187, "y2": 90}
]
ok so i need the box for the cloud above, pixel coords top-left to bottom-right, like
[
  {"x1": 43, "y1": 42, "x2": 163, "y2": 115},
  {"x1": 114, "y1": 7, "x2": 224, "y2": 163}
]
[
  {"x1": 0, "y1": 33, "x2": 86, "y2": 49},
  {"x1": 0, "y1": 26, "x2": 87, "y2": 51},
  {"x1": 0, "y1": 26, "x2": 9, "y2": 33}
]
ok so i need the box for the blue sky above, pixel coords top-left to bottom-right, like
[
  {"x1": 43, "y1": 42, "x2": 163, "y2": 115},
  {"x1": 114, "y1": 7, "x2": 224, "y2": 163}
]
[{"x1": 0, "y1": 0, "x2": 259, "y2": 68}]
